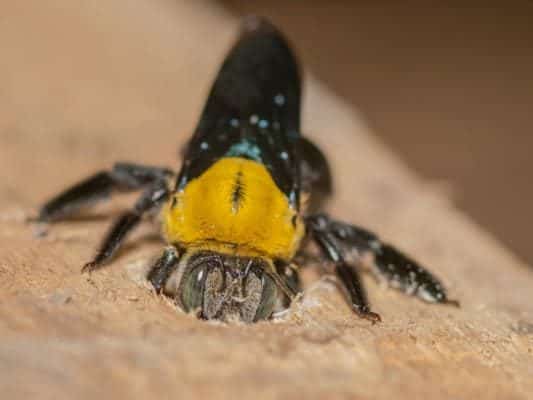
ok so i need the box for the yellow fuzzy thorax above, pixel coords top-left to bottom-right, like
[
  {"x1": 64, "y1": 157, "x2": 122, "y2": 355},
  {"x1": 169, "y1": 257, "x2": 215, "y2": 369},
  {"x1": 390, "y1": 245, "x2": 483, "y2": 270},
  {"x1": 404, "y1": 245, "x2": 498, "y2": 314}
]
[{"x1": 162, "y1": 157, "x2": 304, "y2": 260}]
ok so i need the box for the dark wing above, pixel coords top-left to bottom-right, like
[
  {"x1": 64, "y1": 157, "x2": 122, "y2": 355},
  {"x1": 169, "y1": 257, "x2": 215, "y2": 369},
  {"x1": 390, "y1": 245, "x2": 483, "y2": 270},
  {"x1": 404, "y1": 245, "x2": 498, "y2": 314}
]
[
  {"x1": 176, "y1": 16, "x2": 302, "y2": 207},
  {"x1": 298, "y1": 137, "x2": 333, "y2": 212}
]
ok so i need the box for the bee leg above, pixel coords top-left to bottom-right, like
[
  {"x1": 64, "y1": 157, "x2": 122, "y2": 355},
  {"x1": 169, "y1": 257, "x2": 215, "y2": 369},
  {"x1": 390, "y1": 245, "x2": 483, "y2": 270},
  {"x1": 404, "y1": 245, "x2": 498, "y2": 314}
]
[
  {"x1": 275, "y1": 261, "x2": 302, "y2": 294},
  {"x1": 306, "y1": 214, "x2": 458, "y2": 307},
  {"x1": 82, "y1": 179, "x2": 170, "y2": 272},
  {"x1": 306, "y1": 216, "x2": 381, "y2": 322},
  {"x1": 38, "y1": 162, "x2": 173, "y2": 222},
  {"x1": 147, "y1": 247, "x2": 180, "y2": 294},
  {"x1": 369, "y1": 243, "x2": 459, "y2": 306}
]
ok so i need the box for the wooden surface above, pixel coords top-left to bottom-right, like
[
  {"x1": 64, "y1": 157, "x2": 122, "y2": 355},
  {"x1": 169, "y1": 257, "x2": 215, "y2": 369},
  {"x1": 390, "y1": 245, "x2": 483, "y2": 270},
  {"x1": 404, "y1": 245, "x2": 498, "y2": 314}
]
[{"x1": 1, "y1": 1, "x2": 532, "y2": 399}]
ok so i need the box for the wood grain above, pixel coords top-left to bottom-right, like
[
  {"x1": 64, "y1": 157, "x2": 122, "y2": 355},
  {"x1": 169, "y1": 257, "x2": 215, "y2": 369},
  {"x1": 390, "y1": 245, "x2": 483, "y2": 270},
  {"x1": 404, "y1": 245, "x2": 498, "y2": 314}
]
[{"x1": 0, "y1": 2, "x2": 532, "y2": 399}]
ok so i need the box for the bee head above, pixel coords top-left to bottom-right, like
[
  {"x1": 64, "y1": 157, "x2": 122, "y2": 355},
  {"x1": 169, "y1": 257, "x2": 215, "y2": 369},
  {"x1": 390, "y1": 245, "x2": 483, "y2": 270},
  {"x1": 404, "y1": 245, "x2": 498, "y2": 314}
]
[{"x1": 164, "y1": 250, "x2": 281, "y2": 323}]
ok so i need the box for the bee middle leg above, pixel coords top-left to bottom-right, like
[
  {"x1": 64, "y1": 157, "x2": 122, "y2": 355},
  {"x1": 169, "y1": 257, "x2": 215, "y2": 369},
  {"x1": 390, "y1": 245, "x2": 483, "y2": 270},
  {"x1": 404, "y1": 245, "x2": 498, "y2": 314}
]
[
  {"x1": 306, "y1": 214, "x2": 458, "y2": 309},
  {"x1": 306, "y1": 215, "x2": 381, "y2": 322},
  {"x1": 36, "y1": 162, "x2": 174, "y2": 272},
  {"x1": 38, "y1": 162, "x2": 174, "y2": 222},
  {"x1": 82, "y1": 179, "x2": 170, "y2": 272}
]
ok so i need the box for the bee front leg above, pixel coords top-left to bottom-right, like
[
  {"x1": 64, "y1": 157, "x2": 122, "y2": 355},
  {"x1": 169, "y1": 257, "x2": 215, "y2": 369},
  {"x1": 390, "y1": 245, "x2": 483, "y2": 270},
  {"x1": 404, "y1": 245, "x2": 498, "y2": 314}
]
[{"x1": 147, "y1": 247, "x2": 181, "y2": 294}]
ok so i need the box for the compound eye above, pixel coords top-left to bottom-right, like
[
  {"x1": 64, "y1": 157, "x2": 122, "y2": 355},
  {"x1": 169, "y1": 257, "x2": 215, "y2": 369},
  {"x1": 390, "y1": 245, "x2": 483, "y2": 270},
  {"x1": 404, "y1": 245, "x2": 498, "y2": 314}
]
[
  {"x1": 179, "y1": 263, "x2": 209, "y2": 313},
  {"x1": 250, "y1": 272, "x2": 278, "y2": 322}
]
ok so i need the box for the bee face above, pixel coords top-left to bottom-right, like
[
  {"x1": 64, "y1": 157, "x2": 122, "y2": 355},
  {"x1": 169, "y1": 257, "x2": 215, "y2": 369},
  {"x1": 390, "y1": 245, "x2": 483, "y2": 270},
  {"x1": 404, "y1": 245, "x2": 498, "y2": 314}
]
[{"x1": 165, "y1": 250, "x2": 279, "y2": 323}]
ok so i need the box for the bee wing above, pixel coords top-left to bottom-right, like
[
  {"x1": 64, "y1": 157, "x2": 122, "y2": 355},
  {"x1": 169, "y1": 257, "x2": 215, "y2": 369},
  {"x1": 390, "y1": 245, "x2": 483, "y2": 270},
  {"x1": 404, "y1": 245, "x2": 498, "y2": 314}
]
[
  {"x1": 177, "y1": 17, "x2": 302, "y2": 206},
  {"x1": 197, "y1": 16, "x2": 301, "y2": 138},
  {"x1": 298, "y1": 137, "x2": 333, "y2": 212}
]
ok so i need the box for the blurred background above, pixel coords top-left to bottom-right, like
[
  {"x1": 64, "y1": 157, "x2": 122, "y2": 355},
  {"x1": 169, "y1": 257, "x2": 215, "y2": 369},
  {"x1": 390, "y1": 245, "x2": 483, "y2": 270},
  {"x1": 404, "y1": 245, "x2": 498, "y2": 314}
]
[
  {"x1": 1, "y1": 1, "x2": 532, "y2": 265},
  {"x1": 225, "y1": 1, "x2": 533, "y2": 265}
]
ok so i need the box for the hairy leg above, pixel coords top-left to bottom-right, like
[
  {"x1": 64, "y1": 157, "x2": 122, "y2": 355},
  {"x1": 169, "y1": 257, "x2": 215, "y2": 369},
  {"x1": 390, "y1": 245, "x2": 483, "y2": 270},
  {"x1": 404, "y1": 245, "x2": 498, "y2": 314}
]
[
  {"x1": 306, "y1": 214, "x2": 458, "y2": 307},
  {"x1": 147, "y1": 247, "x2": 181, "y2": 293},
  {"x1": 308, "y1": 222, "x2": 381, "y2": 322},
  {"x1": 82, "y1": 179, "x2": 170, "y2": 272},
  {"x1": 38, "y1": 162, "x2": 173, "y2": 222}
]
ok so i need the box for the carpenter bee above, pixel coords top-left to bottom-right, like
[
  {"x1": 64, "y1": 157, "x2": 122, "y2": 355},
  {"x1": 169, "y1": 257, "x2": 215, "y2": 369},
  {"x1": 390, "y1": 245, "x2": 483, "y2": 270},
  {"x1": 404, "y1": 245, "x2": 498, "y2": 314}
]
[{"x1": 37, "y1": 17, "x2": 457, "y2": 323}]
